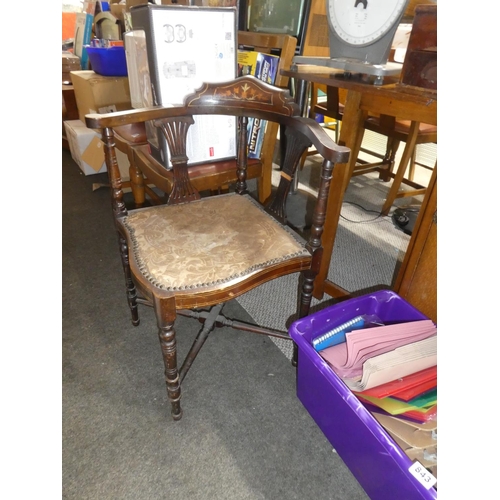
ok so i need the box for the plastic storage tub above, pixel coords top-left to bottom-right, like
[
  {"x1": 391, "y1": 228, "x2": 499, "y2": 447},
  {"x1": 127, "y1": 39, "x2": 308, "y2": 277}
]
[
  {"x1": 289, "y1": 290, "x2": 437, "y2": 500},
  {"x1": 85, "y1": 46, "x2": 128, "y2": 77}
]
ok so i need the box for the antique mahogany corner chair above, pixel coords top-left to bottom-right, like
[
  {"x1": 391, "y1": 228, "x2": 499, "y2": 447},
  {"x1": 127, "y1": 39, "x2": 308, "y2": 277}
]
[{"x1": 85, "y1": 75, "x2": 350, "y2": 421}]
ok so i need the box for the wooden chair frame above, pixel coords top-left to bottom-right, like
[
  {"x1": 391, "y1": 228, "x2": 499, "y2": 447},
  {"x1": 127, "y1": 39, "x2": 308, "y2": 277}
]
[{"x1": 86, "y1": 76, "x2": 350, "y2": 421}]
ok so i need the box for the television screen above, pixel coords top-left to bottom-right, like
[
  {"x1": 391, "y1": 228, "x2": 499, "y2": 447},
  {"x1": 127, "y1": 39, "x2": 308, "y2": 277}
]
[
  {"x1": 240, "y1": 0, "x2": 310, "y2": 52},
  {"x1": 246, "y1": 0, "x2": 307, "y2": 37}
]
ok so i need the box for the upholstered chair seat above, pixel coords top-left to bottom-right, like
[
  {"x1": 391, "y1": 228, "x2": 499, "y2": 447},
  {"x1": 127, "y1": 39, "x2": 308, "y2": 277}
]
[{"x1": 122, "y1": 193, "x2": 309, "y2": 292}]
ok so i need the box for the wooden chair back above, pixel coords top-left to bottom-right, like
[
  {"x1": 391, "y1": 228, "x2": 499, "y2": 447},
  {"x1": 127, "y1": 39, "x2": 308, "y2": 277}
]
[
  {"x1": 87, "y1": 75, "x2": 348, "y2": 216},
  {"x1": 124, "y1": 32, "x2": 297, "y2": 207}
]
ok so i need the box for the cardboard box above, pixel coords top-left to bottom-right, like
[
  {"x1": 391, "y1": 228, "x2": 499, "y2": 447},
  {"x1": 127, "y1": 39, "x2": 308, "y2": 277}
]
[
  {"x1": 126, "y1": 0, "x2": 148, "y2": 11},
  {"x1": 371, "y1": 412, "x2": 437, "y2": 451},
  {"x1": 110, "y1": 0, "x2": 126, "y2": 23},
  {"x1": 64, "y1": 120, "x2": 106, "y2": 175},
  {"x1": 64, "y1": 120, "x2": 130, "y2": 179},
  {"x1": 62, "y1": 52, "x2": 81, "y2": 83},
  {"x1": 371, "y1": 412, "x2": 437, "y2": 476},
  {"x1": 124, "y1": 31, "x2": 149, "y2": 109},
  {"x1": 70, "y1": 70, "x2": 132, "y2": 123}
]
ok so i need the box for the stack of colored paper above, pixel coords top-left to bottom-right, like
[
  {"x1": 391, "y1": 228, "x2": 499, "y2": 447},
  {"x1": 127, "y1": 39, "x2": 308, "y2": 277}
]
[
  {"x1": 319, "y1": 320, "x2": 437, "y2": 389},
  {"x1": 318, "y1": 319, "x2": 437, "y2": 423}
]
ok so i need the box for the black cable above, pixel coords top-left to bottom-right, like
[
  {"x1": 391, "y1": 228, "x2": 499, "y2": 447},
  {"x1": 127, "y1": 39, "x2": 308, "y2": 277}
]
[{"x1": 340, "y1": 200, "x2": 394, "y2": 224}]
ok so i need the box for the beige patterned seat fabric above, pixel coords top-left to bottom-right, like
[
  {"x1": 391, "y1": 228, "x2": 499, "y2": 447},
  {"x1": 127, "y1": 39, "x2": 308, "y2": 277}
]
[{"x1": 123, "y1": 194, "x2": 310, "y2": 291}]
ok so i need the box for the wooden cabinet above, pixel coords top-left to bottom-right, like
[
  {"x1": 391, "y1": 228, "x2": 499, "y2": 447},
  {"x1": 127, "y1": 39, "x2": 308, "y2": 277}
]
[
  {"x1": 394, "y1": 166, "x2": 437, "y2": 323},
  {"x1": 62, "y1": 85, "x2": 79, "y2": 151}
]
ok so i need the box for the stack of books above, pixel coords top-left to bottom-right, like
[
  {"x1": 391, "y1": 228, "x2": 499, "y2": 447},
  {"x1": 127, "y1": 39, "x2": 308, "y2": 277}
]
[{"x1": 237, "y1": 50, "x2": 280, "y2": 159}]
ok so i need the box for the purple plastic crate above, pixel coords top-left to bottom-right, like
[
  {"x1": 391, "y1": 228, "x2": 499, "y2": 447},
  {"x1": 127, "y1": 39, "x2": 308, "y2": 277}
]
[{"x1": 289, "y1": 290, "x2": 437, "y2": 500}]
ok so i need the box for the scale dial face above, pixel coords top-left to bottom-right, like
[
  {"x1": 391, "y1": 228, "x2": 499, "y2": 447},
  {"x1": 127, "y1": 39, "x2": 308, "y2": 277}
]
[{"x1": 327, "y1": 0, "x2": 407, "y2": 47}]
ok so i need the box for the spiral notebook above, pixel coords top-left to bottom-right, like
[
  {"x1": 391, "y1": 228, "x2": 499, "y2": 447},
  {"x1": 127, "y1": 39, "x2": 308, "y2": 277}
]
[{"x1": 312, "y1": 315, "x2": 366, "y2": 351}]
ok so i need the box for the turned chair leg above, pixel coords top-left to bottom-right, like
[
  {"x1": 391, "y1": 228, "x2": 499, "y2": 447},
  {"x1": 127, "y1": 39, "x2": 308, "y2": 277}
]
[
  {"x1": 379, "y1": 137, "x2": 400, "y2": 182},
  {"x1": 294, "y1": 271, "x2": 315, "y2": 366},
  {"x1": 118, "y1": 234, "x2": 140, "y2": 326},
  {"x1": 155, "y1": 301, "x2": 182, "y2": 421},
  {"x1": 381, "y1": 121, "x2": 420, "y2": 216}
]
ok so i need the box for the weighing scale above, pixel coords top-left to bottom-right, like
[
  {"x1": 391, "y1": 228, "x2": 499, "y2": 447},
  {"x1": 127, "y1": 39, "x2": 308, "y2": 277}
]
[{"x1": 293, "y1": 0, "x2": 410, "y2": 84}]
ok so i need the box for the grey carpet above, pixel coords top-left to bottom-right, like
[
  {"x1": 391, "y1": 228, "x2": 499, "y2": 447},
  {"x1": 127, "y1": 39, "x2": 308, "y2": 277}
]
[
  {"x1": 62, "y1": 149, "x2": 370, "y2": 499},
  {"x1": 237, "y1": 154, "x2": 416, "y2": 359}
]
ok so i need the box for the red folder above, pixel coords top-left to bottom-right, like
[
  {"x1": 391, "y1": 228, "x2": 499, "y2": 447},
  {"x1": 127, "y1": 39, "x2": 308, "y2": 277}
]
[
  {"x1": 391, "y1": 379, "x2": 437, "y2": 402},
  {"x1": 354, "y1": 366, "x2": 437, "y2": 399}
]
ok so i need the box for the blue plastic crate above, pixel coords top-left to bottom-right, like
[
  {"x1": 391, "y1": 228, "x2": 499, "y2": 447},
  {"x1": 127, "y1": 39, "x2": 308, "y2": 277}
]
[{"x1": 85, "y1": 46, "x2": 127, "y2": 77}]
